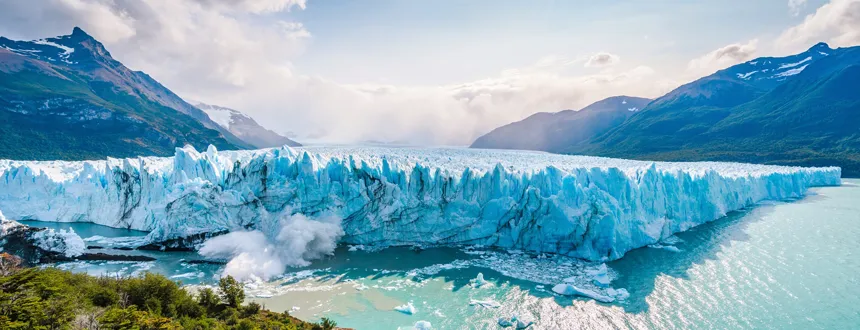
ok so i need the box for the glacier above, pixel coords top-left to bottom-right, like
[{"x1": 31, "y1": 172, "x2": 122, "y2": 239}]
[
  {"x1": 0, "y1": 210, "x2": 85, "y2": 260},
  {"x1": 0, "y1": 145, "x2": 841, "y2": 261}
]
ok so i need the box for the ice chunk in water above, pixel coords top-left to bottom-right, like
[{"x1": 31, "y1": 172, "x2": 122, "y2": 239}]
[
  {"x1": 395, "y1": 302, "x2": 416, "y2": 315},
  {"x1": 552, "y1": 284, "x2": 615, "y2": 303},
  {"x1": 471, "y1": 272, "x2": 490, "y2": 288},
  {"x1": 469, "y1": 299, "x2": 502, "y2": 308},
  {"x1": 413, "y1": 320, "x2": 432, "y2": 330}
]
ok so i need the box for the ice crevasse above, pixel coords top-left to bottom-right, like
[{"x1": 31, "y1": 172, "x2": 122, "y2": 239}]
[{"x1": 0, "y1": 145, "x2": 841, "y2": 261}]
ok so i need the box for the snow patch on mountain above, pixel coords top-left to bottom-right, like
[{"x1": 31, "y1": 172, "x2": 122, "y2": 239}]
[
  {"x1": 778, "y1": 56, "x2": 812, "y2": 69},
  {"x1": 193, "y1": 102, "x2": 248, "y2": 130},
  {"x1": 726, "y1": 43, "x2": 831, "y2": 85},
  {"x1": 190, "y1": 101, "x2": 300, "y2": 148},
  {"x1": 774, "y1": 64, "x2": 810, "y2": 78},
  {"x1": 737, "y1": 71, "x2": 758, "y2": 80}
]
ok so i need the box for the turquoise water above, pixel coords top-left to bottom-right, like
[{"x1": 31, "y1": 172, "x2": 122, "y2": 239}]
[
  {"x1": 19, "y1": 219, "x2": 148, "y2": 238},
  {"x1": 39, "y1": 180, "x2": 860, "y2": 329}
]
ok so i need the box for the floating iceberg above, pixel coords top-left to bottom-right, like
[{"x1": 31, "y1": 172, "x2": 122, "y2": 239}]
[
  {"x1": 585, "y1": 263, "x2": 611, "y2": 287},
  {"x1": 471, "y1": 272, "x2": 490, "y2": 288},
  {"x1": 413, "y1": 320, "x2": 432, "y2": 330},
  {"x1": 394, "y1": 302, "x2": 416, "y2": 315},
  {"x1": 0, "y1": 145, "x2": 840, "y2": 261},
  {"x1": 648, "y1": 244, "x2": 682, "y2": 252},
  {"x1": 498, "y1": 315, "x2": 533, "y2": 329},
  {"x1": 607, "y1": 287, "x2": 630, "y2": 301},
  {"x1": 552, "y1": 283, "x2": 615, "y2": 303},
  {"x1": 469, "y1": 299, "x2": 502, "y2": 308}
]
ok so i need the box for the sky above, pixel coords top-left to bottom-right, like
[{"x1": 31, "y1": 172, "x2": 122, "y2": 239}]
[{"x1": 0, "y1": 0, "x2": 858, "y2": 145}]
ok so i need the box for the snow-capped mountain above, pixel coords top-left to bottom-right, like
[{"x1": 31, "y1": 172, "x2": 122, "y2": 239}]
[
  {"x1": 0, "y1": 34, "x2": 79, "y2": 65},
  {"x1": 721, "y1": 42, "x2": 833, "y2": 89},
  {"x1": 584, "y1": 42, "x2": 860, "y2": 176},
  {"x1": 644, "y1": 43, "x2": 837, "y2": 111},
  {"x1": 0, "y1": 27, "x2": 251, "y2": 160},
  {"x1": 472, "y1": 44, "x2": 840, "y2": 155},
  {"x1": 193, "y1": 102, "x2": 301, "y2": 148},
  {"x1": 473, "y1": 42, "x2": 860, "y2": 175}
]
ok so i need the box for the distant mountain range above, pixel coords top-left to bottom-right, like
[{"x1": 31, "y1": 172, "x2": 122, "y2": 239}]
[
  {"x1": 473, "y1": 43, "x2": 860, "y2": 176},
  {"x1": 0, "y1": 27, "x2": 296, "y2": 161},
  {"x1": 3, "y1": 28, "x2": 857, "y2": 176},
  {"x1": 471, "y1": 96, "x2": 651, "y2": 152},
  {"x1": 192, "y1": 102, "x2": 300, "y2": 148}
]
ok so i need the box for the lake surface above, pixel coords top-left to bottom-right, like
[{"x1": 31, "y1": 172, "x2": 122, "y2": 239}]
[{"x1": 38, "y1": 179, "x2": 860, "y2": 329}]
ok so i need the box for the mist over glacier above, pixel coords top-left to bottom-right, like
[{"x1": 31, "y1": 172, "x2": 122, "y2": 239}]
[
  {"x1": 0, "y1": 145, "x2": 841, "y2": 265},
  {"x1": 198, "y1": 213, "x2": 343, "y2": 280}
]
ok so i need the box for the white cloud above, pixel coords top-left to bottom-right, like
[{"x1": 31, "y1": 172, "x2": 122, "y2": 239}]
[
  {"x1": 584, "y1": 52, "x2": 621, "y2": 68},
  {"x1": 191, "y1": 0, "x2": 306, "y2": 13},
  {"x1": 0, "y1": 0, "x2": 675, "y2": 146},
  {"x1": 789, "y1": 0, "x2": 808, "y2": 16},
  {"x1": 687, "y1": 39, "x2": 759, "y2": 76},
  {"x1": 777, "y1": 0, "x2": 860, "y2": 51}
]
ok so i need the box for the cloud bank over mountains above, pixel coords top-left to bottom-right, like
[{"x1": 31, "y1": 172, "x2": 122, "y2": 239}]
[{"x1": 0, "y1": 0, "x2": 857, "y2": 145}]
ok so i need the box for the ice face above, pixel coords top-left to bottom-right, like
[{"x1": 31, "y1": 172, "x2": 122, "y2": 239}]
[{"x1": 0, "y1": 145, "x2": 841, "y2": 261}]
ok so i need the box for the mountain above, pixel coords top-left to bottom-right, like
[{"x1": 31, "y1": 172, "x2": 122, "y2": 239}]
[
  {"x1": 0, "y1": 27, "x2": 251, "y2": 160},
  {"x1": 579, "y1": 43, "x2": 860, "y2": 176},
  {"x1": 193, "y1": 102, "x2": 301, "y2": 148},
  {"x1": 470, "y1": 96, "x2": 651, "y2": 152}
]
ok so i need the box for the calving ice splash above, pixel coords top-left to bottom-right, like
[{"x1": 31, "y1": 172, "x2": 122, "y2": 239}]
[{"x1": 0, "y1": 145, "x2": 841, "y2": 280}]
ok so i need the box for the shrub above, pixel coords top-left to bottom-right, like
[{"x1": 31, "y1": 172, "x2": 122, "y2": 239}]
[
  {"x1": 243, "y1": 301, "x2": 262, "y2": 317},
  {"x1": 218, "y1": 275, "x2": 245, "y2": 308},
  {"x1": 91, "y1": 287, "x2": 119, "y2": 307},
  {"x1": 99, "y1": 306, "x2": 146, "y2": 329},
  {"x1": 196, "y1": 287, "x2": 220, "y2": 311},
  {"x1": 235, "y1": 319, "x2": 257, "y2": 330},
  {"x1": 320, "y1": 317, "x2": 337, "y2": 330},
  {"x1": 174, "y1": 293, "x2": 205, "y2": 318},
  {"x1": 0, "y1": 267, "x2": 323, "y2": 329}
]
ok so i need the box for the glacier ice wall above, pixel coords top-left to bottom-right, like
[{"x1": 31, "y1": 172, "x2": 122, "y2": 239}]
[{"x1": 0, "y1": 146, "x2": 841, "y2": 261}]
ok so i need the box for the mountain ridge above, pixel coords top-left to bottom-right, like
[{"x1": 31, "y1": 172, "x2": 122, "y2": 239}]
[
  {"x1": 470, "y1": 96, "x2": 651, "y2": 152},
  {"x1": 192, "y1": 102, "x2": 301, "y2": 148},
  {"x1": 471, "y1": 42, "x2": 860, "y2": 176},
  {"x1": 0, "y1": 27, "x2": 251, "y2": 160},
  {"x1": 577, "y1": 42, "x2": 860, "y2": 176}
]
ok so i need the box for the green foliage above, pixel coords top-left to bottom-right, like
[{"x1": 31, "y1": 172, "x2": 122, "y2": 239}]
[
  {"x1": 218, "y1": 275, "x2": 245, "y2": 308},
  {"x1": 321, "y1": 317, "x2": 337, "y2": 330},
  {"x1": 243, "y1": 302, "x2": 262, "y2": 317},
  {"x1": 90, "y1": 286, "x2": 120, "y2": 307},
  {"x1": 196, "y1": 287, "x2": 220, "y2": 312},
  {"x1": 0, "y1": 267, "x2": 327, "y2": 330},
  {"x1": 0, "y1": 68, "x2": 245, "y2": 161}
]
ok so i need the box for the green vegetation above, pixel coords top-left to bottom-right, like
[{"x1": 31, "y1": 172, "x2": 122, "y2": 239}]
[
  {"x1": 571, "y1": 52, "x2": 860, "y2": 177},
  {"x1": 0, "y1": 253, "x2": 340, "y2": 330},
  {"x1": 0, "y1": 67, "x2": 242, "y2": 161}
]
